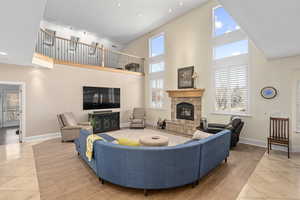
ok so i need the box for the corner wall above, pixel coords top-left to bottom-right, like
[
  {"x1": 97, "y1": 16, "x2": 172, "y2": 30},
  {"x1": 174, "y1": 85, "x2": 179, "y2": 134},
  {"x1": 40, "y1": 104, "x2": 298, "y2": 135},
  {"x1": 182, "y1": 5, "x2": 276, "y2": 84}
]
[
  {"x1": 123, "y1": 0, "x2": 300, "y2": 150},
  {"x1": 0, "y1": 63, "x2": 144, "y2": 137}
]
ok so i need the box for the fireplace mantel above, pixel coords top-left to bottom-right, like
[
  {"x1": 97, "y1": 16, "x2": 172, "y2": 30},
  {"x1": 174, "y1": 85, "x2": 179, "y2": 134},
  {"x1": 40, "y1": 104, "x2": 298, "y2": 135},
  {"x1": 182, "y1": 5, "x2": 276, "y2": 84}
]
[{"x1": 166, "y1": 89, "x2": 205, "y2": 98}]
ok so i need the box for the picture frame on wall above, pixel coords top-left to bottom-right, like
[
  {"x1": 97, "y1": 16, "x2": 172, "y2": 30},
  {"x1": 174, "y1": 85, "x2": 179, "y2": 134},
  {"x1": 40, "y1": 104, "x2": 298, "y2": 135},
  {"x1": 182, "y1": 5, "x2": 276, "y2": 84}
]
[{"x1": 178, "y1": 66, "x2": 194, "y2": 89}]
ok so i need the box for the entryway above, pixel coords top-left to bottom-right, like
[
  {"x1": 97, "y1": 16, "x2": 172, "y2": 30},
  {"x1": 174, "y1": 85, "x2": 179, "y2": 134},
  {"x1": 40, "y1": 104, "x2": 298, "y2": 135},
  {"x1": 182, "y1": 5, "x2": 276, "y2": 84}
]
[{"x1": 0, "y1": 82, "x2": 25, "y2": 145}]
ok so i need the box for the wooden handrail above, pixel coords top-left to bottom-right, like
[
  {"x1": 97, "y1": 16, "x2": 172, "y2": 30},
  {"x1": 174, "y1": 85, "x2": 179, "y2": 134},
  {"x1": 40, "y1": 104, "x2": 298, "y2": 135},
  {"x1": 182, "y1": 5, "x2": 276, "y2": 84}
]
[{"x1": 40, "y1": 28, "x2": 144, "y2": 59}]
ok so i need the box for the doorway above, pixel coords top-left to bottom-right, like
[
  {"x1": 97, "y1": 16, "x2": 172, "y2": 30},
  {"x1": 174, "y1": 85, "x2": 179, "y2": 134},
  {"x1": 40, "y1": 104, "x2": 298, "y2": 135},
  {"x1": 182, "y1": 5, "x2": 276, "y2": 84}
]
[{"x1": 0, "y1": 82, "x2": 25, "y2": 145}]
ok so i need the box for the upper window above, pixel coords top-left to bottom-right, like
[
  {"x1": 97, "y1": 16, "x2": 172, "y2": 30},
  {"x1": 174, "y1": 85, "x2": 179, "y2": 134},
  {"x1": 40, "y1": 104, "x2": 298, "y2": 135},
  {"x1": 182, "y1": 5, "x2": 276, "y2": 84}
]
[
  {"x1": 213, "y1": 6, "x2": 240, "y2": 37},
  {"x1": 150, "y1": 34, "x2": 164, "y2": 57},
  {"x1": 150, "y1": 62, "x2": 165, "y2": 73},
  {"x1": 214, "y1": 40, "x2": 248, "y2": 60}
]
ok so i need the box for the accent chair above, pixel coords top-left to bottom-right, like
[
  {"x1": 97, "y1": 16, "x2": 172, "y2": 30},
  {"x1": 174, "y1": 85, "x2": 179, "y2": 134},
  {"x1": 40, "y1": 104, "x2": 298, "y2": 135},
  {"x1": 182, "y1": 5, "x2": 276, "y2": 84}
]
[
  {"x1": 57, "y1": 112, "x2": 92, "y2": 142},
  {"x1": 129, "y1": 108, "x2": 146, "y2": 129}
]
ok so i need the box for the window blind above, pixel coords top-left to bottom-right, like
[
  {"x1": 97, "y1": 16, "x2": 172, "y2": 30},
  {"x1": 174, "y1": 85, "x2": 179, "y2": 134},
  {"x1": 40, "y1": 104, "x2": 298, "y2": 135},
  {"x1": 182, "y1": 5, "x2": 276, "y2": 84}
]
[{"x1": 214, "y1": 64, "x2": 248, "y2": 113}]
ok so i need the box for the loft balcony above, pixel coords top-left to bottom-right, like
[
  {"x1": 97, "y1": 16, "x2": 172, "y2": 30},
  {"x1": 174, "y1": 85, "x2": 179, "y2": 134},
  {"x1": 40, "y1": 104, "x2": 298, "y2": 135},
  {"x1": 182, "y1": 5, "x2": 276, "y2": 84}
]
[{"x1": 33, "y1": 29, "x2": 145, "y2": 75}]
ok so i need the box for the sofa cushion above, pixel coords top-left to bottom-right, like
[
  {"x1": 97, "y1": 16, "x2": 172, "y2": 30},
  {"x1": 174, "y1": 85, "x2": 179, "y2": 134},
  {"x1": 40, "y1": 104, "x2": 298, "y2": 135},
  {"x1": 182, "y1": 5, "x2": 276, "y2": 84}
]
[
  {"x1": 117, "y1": 138, "x2": 140, "y2": 146},
  {"x1": 99, "y1": 133, "x2": 116, "y2": 142},
  {"x1": 62, "y1": 112, "x2": 78, "y2": 126},
  {"x1": 192, "y1": 130, "x2": 213, "y2": 140}
]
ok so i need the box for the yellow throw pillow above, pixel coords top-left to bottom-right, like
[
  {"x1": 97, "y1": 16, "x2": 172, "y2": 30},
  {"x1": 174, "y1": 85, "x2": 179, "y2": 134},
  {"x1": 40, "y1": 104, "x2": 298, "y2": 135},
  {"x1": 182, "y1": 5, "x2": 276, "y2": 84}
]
[{"x1": 117, "y1": 138, "x2": 140, "y2": 146}]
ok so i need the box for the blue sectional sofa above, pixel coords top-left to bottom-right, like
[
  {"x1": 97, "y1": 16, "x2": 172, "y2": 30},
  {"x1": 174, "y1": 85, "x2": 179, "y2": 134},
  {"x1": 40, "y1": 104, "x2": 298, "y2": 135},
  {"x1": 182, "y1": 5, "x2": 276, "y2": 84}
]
[{"x1": 75, "y1": 129, "x2": 231, "y2": 194}]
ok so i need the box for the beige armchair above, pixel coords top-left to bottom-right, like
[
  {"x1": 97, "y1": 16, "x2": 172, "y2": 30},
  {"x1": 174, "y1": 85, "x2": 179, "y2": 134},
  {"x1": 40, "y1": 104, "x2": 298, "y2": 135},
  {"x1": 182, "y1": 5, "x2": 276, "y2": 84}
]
[
  {"x1": 57, "y1": 112, "x2": 92, "y2": 142},
  {"x1": 129, "y1": 108, "x2": 146, "y2": 129}
]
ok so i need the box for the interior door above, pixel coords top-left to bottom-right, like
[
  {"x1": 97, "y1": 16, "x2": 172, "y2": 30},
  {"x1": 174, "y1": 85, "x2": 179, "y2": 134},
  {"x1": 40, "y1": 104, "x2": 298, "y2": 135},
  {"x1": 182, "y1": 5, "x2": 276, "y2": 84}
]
[
  {"x1": 0, "y1": 91, "x2": 3, "y2": 128},
  {"x1": 3, "y1": 89, "x2": 20, "y2": 128},
  {"x1": 18, "y1": 87, "x2": 23, "y2": 142}
]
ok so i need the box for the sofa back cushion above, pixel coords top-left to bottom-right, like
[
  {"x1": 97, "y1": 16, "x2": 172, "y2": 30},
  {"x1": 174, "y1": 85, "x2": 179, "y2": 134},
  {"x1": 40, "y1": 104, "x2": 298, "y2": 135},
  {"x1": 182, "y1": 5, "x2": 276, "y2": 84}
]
[
  {"x1": 94, "y1": 140, "x2": 201, "y2": 189},
  {"x1": 62, "y1": 112, "x2": 78, "y2": 126},
  {"x1": 57, "y1": 114, "x2": 65, "y2": 129},
  {"x1": 133, "y1": 108, "x2": 145, "y2": 119},
  {"x1": 198, "y1": 130, "x2": 231, "y2": 178}
]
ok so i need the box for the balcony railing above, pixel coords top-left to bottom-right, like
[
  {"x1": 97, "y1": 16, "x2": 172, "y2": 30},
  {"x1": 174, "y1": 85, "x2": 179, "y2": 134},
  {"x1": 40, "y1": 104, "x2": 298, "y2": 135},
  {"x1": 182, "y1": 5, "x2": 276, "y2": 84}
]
[{"x1": 35, "y1": 29, "x2": 144, "y2": 73}]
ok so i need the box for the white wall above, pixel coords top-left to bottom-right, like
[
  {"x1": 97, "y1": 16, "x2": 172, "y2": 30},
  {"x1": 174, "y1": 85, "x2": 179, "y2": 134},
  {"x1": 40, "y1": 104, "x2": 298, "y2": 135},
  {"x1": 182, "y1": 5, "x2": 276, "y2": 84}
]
[
  {"x1": 0, "y1": 63, "x2": 144, "y2": 137},
  {"x1": 123, "y1": 0, "x2": 300, "y2": 150}
]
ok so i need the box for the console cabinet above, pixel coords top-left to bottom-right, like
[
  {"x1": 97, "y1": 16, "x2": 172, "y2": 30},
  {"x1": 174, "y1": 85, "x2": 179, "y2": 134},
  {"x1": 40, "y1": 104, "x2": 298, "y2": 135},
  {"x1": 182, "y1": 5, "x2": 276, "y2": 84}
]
[{"x1": 88, "y1": 112, "x2": 120, "y2": 133}]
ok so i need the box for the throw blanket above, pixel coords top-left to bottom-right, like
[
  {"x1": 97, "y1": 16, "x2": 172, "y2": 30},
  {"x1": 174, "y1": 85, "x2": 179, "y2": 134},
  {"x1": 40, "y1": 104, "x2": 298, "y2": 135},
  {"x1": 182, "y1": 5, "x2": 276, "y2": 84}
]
[{"x1": 86, "y1": 134, "x2": 103, "y2": 162}]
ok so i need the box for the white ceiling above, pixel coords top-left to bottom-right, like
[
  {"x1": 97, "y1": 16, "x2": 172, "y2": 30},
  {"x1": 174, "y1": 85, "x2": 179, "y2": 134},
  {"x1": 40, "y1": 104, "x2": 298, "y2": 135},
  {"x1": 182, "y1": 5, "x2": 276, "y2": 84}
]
[
  {"x1": 1, "y1": 0, "x2": 299, "y2": 66},
  {"x1": 43, "y1": 0, "x2": 208, "y2": 46},
  {"x1": 219, "y1": 0, "x2": 300, "y2": 59},
  {"x1": 0, "y1": 0, "x2": 47, "y2": 65}
]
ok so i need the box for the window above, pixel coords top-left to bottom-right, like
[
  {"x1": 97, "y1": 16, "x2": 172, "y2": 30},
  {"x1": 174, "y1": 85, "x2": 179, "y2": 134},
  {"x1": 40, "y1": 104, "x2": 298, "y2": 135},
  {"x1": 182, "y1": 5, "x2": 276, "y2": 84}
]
[
  {"x1": 150, "y1": 34, "x2": 164, "y2": 57},
  {"x1": 213, "y1": 6, "x2": 240, "y2": 36},
  {"x1": 212, "y1": 6, "x2": 249, "y2": 114},
  {"x1": 149, "y1": 33, "x2": 165, "y2": 109},
  {"x1": 214, "y1": 40, "x2": 248, "y2": 60},
  {"x1": 150, "y1": 62, "x2": 164, "y2": 73}
]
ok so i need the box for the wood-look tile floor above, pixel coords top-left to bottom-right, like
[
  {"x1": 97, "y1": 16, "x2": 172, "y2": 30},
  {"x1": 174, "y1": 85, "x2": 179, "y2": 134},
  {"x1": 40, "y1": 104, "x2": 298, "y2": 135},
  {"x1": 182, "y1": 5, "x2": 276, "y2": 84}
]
[
  {"x1": 33, "y1": 139, "x2": 266, "y2": 200},
  {"x1": 0, "y1": 127, "x2": 19, "y2": 145}
]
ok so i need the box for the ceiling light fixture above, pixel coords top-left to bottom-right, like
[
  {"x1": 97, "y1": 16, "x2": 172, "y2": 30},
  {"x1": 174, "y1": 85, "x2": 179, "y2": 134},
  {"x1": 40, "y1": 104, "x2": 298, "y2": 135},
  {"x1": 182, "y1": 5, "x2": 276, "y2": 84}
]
[
  {"x1": 0, "y1": 51, "x2": 7, "y2": 56},
  {"x1": 179, "y1": 2, "x2": 183, "y2": 6},
  {"x1": 168, "y1": 8, "x2": 173, "y2": 13},
  {"x1": 117, "y1": 2, "x2": 121, "y2": 7}
]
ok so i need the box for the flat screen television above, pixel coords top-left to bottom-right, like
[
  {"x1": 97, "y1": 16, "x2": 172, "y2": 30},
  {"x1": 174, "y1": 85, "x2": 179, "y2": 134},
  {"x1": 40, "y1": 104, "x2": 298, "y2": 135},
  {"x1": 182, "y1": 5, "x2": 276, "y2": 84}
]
[{"x1": 83, "y1": 86, "x2": 120, "y2": 110}]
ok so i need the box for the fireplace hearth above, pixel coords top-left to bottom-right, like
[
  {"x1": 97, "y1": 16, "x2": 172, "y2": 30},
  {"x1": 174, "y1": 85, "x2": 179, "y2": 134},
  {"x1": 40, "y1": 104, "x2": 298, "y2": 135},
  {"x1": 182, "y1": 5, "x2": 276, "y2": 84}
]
[{"x1": 176, "y1": 102, "x2": 194, "y2": 121}]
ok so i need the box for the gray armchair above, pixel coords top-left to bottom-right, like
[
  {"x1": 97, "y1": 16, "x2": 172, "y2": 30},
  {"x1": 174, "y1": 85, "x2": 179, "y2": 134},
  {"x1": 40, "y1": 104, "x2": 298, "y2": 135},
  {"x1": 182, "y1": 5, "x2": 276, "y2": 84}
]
[
  {"x1": 129, "y1": 108, "x2": 146, "y2": 129},
  {"x1": 57, "y1": 112, "x2": 92, "y2": 142}
]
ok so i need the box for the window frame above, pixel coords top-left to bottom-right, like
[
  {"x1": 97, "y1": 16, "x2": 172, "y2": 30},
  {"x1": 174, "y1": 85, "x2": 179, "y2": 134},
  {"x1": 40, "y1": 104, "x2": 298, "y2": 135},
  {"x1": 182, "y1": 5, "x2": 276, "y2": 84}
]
[{"x1": 211, "y1": 5, "x2": 250, "y2": 116}]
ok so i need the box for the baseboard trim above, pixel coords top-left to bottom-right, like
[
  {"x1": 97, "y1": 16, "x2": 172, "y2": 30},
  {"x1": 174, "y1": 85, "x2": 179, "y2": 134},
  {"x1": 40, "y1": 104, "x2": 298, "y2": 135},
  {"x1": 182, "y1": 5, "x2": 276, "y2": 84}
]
[
  {"x1": 23, "y1": 132, "x2": 61, "y2": 142},
  {"x1": 239, "y1": 137, "x2": 300, "y2": 152}
]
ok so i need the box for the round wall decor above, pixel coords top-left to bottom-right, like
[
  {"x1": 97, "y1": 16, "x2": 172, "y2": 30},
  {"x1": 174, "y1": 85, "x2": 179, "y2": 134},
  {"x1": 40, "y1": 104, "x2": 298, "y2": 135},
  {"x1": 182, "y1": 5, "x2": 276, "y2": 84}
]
[{"x1": 261, "y1": 87, "x2": 278, "y2": 99}]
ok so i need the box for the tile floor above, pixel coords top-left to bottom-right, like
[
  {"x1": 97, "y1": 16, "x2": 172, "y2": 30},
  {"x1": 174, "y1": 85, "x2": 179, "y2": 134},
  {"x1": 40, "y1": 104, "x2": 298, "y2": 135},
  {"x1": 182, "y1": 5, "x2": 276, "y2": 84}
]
[
  {"x1": 0, "y1": 142, "x2": 40, "y2": 200},
  {"x1": 237, "y1": 151, "x2": 300, "y2": 200}
]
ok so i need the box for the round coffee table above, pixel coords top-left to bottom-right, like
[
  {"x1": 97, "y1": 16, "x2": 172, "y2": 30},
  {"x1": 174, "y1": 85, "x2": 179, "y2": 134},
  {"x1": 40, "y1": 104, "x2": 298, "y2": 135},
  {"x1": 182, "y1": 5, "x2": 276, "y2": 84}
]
[{"x1": 139, "y1": 135, "x2": 169, "y2": 147}]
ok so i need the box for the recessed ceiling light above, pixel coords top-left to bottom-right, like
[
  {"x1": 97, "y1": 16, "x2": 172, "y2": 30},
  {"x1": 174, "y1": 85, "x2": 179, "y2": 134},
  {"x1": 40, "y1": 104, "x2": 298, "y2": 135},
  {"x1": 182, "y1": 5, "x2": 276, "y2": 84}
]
[
  {"x1": 168, "y1": 8, "x2": 173, "y2": 13},
  {"x1": 0, "y1": 51, "x2": 7, "y2": 56},
  {"x1": 179, "y1": 2, "x2": 183, "y2": 6},
  {"x1": 117, "y1": 2, "x2": 121, "y2": 7}
]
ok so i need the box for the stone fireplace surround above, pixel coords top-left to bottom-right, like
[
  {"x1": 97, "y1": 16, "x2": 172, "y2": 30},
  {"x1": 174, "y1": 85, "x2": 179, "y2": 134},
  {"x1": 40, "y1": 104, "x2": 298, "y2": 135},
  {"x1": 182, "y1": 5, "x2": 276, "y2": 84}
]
[{"x1": 165, "y1": 89, "x2": 205, "y2": 135}]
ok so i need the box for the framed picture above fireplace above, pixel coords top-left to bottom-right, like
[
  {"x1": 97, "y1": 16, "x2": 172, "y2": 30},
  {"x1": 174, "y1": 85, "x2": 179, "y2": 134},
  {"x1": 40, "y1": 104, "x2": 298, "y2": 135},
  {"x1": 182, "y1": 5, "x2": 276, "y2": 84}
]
[{"x1": 178, "y1": 66, "x2": 194, "y2": 89}]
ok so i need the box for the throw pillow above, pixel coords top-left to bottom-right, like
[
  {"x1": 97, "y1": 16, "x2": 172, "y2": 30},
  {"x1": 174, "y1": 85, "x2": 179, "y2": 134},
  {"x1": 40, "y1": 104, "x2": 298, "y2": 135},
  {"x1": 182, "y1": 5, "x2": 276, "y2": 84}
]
[
  {"x1": 192, "y1": 130, "x2": 213, "y2": 140},
  {"x1": 117, "y1": 138, "x2": 140, "y2": 146}
]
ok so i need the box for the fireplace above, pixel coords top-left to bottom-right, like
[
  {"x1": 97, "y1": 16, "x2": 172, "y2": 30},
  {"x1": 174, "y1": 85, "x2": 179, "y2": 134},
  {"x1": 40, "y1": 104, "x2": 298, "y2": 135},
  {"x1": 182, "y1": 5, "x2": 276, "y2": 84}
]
[
  {"x1": 165, "y1": 89, "x2": 205, "y2": 135},
  {"x1": 176, "y1": 102, "x2": 194, "y2": 121}
]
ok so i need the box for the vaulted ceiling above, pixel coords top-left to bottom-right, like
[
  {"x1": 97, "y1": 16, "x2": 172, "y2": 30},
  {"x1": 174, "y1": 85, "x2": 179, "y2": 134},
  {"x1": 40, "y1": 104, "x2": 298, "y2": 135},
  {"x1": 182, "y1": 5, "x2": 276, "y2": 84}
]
[
  {"x1": 1, "y1": 0, "x2": 300, "y2": 66},
  {"x1": 43, "y1": 0, "x2": 208, "y2": 45},
  {"x1": 0, "y1": 0, "x2": 47, "y2": 65},
  {"x1": 219, "y1": 0, "x2": 300, "y2": 59}
]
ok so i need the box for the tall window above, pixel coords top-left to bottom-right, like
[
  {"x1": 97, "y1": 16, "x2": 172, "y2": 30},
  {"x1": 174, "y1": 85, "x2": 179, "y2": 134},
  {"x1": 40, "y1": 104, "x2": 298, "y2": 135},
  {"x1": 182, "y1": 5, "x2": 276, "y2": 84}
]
[
  {"x1": 212, "y1": 6, "x2": 249, "y2": 114},
  {"x1": 149, "y1": 33, "x2": 165, "y2": 109}
]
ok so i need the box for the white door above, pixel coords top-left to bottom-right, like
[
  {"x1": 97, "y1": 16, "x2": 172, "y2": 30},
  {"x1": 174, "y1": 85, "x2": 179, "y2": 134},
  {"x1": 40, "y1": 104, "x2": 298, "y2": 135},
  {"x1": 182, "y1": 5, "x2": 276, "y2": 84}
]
[
  {"x1": 0, "y1": 91, "x2": 3, "y2": 128},
  {"x1": 18, "y1": 87, "x2": 23, "y2": 142},
  {"x1": 3, "y1": 89, "x2": 20, "y2": 127}
]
